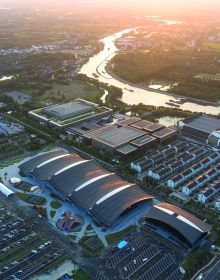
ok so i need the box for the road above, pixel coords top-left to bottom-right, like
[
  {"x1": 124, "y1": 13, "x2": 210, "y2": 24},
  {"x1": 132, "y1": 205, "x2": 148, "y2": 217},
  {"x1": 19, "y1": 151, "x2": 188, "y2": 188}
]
[
  {"x1": 0, "y1": 194, "x2": 119, "y2": 280},
  {"x1": 203, "y1": 259, "x2": 220, "y2": 280}
]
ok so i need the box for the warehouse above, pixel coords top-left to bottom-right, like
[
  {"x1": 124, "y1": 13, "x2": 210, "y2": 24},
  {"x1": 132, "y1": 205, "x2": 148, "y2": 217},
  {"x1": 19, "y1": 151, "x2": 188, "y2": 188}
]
[
  {"x1": 86, "y1": 125, "x2": 147, "y2": 155},
  {"x1": 144, "y1": 203, "x2": 211, "y2": 247},
  {"x1": 20, "y1": 151, "x2": 154, "y2": 227},
  {"x1": 177, "y1": 114, "x2": 220, "y2": 147}
]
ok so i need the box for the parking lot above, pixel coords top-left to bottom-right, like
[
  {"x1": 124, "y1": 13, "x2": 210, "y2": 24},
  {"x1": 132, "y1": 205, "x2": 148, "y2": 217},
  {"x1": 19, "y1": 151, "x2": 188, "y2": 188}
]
[
  {"x1": 0, "y1": 201, "x2": 67, "y2": 280},
  {"x1": 104, "y1": 231, "x2": 184, "y2": 280}
]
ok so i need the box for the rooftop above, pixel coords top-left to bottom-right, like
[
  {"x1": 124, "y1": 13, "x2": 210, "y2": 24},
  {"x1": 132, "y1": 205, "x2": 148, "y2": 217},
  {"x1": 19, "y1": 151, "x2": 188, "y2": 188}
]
[
  {"x1": 116, "y1": 144, "x2": 137, "y2": 155},
  {"x1": 182, "y1": 114, "x2": 220, "y2": 134},
  {"x1": 92, "y1": 125, "x2": 147, "y2": 148},
  {"x1": 131, "y1": 120, "x2": 154, "y2": 130},
  {"x1": 130, "y1": 135, "x2": 157, "y2": 147},
  {"x1": 152, "y1": 127, "x2": 177, "y2": 139},
  {"x1": 44, "y1": 100, "x2": 95, "y2": 120},
  {"x1": 30, "y1": 99, "x2": 112, "y2": 127}
]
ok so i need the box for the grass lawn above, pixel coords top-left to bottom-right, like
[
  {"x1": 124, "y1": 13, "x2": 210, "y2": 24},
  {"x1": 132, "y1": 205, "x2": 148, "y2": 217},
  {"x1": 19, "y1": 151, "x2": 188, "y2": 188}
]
[
  {"x1": 50, "y1": 193, "x2": 64, "y2": 202},
  {"x1": 16, "y1": 192, "x2": 32, "y2": 202},
  {"x1": 79, "y1": 235, "x2": 104, "y2": 255},
  {"x1": 16, "y1": 192, "x2": 47, "y2": 206},
  {"x1": 72, "y1": 269, "x2": 91, "y2": 280},
  {"x1": 105, "y1": 225, "x2": 136, "y2": 244},
  {"x1": 50, "y1": 200, "x2": 62, "y2": 209},
  {"x1": 182, "y1": 250, "x2": 213, "y2": 280},
  {"x1": 44, "y1": 79, "x2": 104, "y2": 102},
  {"x1": 50, "y1": 210, "x2": 56, "y2": 218},
  {"x1": 203, "y1": 40, "x2": 220, "y2": 50},
  {"x1": 86, "y1": 224, "x2": 93, "y2": 231}
]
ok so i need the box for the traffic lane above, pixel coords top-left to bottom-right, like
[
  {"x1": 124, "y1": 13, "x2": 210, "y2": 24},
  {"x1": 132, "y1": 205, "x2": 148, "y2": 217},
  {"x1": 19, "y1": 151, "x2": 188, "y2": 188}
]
[{"x1": 203, "y1": 260, "x2": 220, "y2": 280}]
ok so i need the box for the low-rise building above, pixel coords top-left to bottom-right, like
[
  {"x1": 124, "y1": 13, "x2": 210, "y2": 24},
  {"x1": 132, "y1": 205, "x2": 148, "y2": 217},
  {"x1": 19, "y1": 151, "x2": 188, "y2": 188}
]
[
  {"x1": 167, "y1": 174, "x2": 184, "y2": 189},
  {"x1": 198, "y1": 182, "x2": 220, "y2": 204}
]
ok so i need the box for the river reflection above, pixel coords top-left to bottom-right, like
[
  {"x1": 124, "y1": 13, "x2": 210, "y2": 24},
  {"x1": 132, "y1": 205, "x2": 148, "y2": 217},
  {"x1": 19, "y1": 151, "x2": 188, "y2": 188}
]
[{"x1": 80, "y1": 26, "x2": 220, "y2": 115}]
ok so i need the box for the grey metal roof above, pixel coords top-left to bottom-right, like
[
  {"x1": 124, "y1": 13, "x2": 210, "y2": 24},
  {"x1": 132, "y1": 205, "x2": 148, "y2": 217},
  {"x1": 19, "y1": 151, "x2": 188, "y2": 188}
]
[
  {"x1": 71, "y1": 174, "x2": 129, "y2": 210},
  {"x1": 116, "y1": 144, "x2": 137, "y2": 155},
  {"x1": 20, "y1": 151, "x2": 155, "y2": 227},
  {"x1": 32, "y1": 154, "x2": 82, "y2": 180},
  {"x1": 144, "y1": 203, "x2": 211, "y2": 246},
  {"x1": 49, "y1": 160, "x2": 109, "y2": 195},
  {"x1": 183, "y1": 114, "x2": 220, "y2": 134},
  {"x1": 44, "y1": 100, "x2": 93, "y2": 119},
  {"x1": 19, "y1": 150, "x2": 65, "y2": 173},
  {"x1": 93, "y1": 125, "x2": 147, "y2": 148},
  {"x1": 91, "y1": 186, "x2": 154, "y2": 227}
]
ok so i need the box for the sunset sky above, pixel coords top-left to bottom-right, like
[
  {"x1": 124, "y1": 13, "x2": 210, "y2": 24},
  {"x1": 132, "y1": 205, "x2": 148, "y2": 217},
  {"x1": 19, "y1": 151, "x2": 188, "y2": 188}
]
[{"x1": 1, "y1": 0, "x2": 220, "y2": 15}]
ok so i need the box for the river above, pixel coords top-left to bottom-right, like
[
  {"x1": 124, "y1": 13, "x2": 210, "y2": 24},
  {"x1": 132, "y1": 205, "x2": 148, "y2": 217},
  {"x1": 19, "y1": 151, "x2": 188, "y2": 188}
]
[{"x1": 80, "y1": 26, "x2": 220, "y2": 115}]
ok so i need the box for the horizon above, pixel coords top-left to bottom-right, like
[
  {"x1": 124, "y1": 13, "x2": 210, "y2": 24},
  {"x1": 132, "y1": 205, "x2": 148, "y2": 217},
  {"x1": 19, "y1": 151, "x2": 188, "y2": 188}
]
[{"x1": 1, "y1": 0, "x2": 220, "y2": 13}]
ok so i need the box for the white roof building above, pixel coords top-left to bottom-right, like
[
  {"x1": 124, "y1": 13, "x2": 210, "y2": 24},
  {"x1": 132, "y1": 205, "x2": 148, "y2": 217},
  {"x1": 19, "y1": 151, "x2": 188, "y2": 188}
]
[{"x1": 0, "y1": 183, "x2": 14, "y2": 197}]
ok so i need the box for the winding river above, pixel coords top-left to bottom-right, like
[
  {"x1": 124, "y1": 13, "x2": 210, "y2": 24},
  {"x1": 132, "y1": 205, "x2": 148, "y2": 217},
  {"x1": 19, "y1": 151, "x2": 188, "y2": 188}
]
[{"x1": 80, "y1": 27, "x2": 220, "y2": 115}]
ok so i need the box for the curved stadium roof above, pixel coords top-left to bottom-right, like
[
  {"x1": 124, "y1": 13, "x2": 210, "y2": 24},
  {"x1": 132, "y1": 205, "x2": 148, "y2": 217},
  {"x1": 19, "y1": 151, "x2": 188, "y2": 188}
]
[
  {"x1": 19, "y1": 151, "x2": 154, "y2": 227},
  {"x1": 144, "y1": 203, "x2": 211, "y2": 246}
]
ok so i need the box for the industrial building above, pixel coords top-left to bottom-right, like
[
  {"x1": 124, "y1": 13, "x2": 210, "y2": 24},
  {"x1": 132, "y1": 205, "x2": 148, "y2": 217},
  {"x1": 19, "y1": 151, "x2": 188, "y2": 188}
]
[
  {"x1": 19, "y1": 151, "x2": 154, "y2": 227},
  {"x1": 144, "y1": 203, "x2": 211, "y2": 247},
  {"x1": 82, "y1": 116, "x2": 177, "y2": 156},
  {"x1": 177, "y1": 114, "x2": 220, "y2": 148},
  {"x1": 85, "y1": 124, "x2": 148, "y2": 155},
  {"x1": 29, "y1": 99, "x2": 113, "y2": 130}
]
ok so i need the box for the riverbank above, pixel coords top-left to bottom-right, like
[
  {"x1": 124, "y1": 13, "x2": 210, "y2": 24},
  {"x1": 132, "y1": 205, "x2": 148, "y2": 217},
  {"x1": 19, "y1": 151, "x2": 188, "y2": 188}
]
[
  {"x1": 106, "y1": 67, "x2": 220, "y2": 107},
  {"x1": 80, "y1": 26, "x2": 220, "y2": 115}
]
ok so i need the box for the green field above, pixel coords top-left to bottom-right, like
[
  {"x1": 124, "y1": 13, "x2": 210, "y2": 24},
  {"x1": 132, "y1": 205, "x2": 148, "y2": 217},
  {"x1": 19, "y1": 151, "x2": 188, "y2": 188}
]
[
  {"x1": 43, "y1": 79, "x2": 105, "y2": 102},
  {"x1": 109, "y1": 47, "x2": 220, "y2": 102}
]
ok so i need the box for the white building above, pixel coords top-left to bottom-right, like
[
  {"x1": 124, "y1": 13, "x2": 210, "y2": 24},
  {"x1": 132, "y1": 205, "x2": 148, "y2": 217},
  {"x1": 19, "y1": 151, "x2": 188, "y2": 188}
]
[
  {"x1": 0, "y1": 183, "x2": 14, "y2": 197},
  {"x1": 198, "y1": 182, "x2": 220, "y2": 204}
]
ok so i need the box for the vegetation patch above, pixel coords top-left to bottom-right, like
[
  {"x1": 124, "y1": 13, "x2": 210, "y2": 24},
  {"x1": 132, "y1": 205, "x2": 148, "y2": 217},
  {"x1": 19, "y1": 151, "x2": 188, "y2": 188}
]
[
  {"x1": 72, "y1": 268, "x2": 91, "y2": 280},
  {"x1": 79, "y1": 235, "x2": 104, "y2": 255},
  {"x1": 105, "y1": 225, "x2": 136, "y2": 244},
  {"x1": 182, "y1": 250, "x2": 213, "y2": 280},
  {"x1": 50, "y1": 200, "x2": 62, "y2": 209},
  {"x1": 109, "y1": 49, "x2": 220, "y2": 102},
  {"x1": 16, "y1": 192, "x2": 46, "y2": 205},
  {"x1": 50, "y1": 210, "x2": 56, "y2": 218}
]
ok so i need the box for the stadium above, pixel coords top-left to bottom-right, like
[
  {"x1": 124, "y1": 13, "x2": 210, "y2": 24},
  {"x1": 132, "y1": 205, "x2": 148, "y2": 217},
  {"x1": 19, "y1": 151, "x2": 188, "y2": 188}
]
[
  {"x1": 19, "y1": 151, "x2": 211, "y2": 244},
  {"x1": 19, "y1": 150, "x2": 154, "y2": 227},
  {"x1": 144, "y1": 203, "x2": 211, "y2": 247}
]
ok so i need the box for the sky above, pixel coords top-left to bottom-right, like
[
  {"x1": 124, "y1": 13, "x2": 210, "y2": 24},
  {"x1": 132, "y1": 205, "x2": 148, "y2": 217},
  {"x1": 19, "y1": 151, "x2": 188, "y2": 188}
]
[{"x1": 1, "y1": 0, "x2": 220, "y2": 12}]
